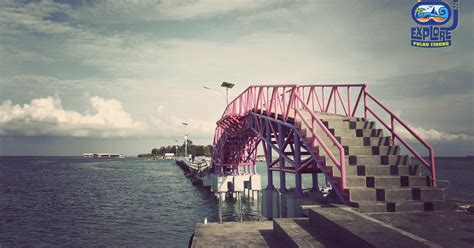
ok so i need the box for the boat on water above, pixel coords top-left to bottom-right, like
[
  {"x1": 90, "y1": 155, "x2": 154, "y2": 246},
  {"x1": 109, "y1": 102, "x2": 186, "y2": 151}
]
[{"x1": 83, "y1": 153, "x2": 124, "y2": 158}]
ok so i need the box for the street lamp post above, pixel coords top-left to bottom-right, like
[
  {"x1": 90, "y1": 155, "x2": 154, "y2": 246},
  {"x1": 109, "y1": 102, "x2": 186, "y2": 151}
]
[
  {"x1": 175, "y1": 139, "x2": 179, "y2": 157},
  {"x1": 221, "y1": 81, "x2": 235, "y2": 106},
  {"x1": 204, "y1": 81, "x2": 235, "y2": 106},
  {"x1": 182, "y1": 122, "x2": 188, "y2": 160}
]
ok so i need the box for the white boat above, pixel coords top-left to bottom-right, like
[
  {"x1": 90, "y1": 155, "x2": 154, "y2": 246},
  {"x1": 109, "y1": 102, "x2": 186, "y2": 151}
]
[
  {"x1": 83, "y1": 153, "x2": 124, "y2": 158},
  {"x1": 83, "y1": 153, "x2": 93, "y2": 158}
]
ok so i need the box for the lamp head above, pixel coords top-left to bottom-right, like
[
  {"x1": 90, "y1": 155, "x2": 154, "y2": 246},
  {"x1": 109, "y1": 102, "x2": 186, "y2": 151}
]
[{"x1": 221, "y1": 82, "x2": 235, "y2": 89}]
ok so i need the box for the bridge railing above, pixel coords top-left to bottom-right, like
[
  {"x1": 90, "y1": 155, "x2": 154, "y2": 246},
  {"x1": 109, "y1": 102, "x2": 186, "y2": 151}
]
[
  {"x1": 222, "y1": 84, "x2": 298, "y2": 120},
  {"x1": 363, "y1": 91, "x2": 437, "y2": 186},
  {"x1": 297, "y1": 84, "x2": 366, "y2": 117},
  {"x1": 296, "y1": 84, "x2": 436, "y2": 186},
  {"x1": 213, "y1": 84, "x2": 437, "y2": 195},
  {"x1": 215, "y1": 85, "x2": 348, "y2": 191},
  {"x1": 291, "y1": 93, "x2": 347, "y2": 189}
]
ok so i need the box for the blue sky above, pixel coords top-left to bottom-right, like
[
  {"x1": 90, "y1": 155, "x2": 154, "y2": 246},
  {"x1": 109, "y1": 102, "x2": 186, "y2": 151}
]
[{"x1": 0, "y1": 0, "x2": 472, "y2": 156}]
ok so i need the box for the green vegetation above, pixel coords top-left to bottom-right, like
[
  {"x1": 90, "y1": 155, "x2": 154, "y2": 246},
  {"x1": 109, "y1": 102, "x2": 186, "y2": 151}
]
[{"x1": 137, "y1": 140, "x2": 212, "y2": 157}]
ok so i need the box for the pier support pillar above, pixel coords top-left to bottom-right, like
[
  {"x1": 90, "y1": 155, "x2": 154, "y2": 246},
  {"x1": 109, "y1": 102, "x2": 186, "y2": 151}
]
[
  {"x1": 262, "y1": 188, "x2": 279, "y2": 219},
  {"x1": 282, "y1": 192, "x2": 305, "y2": 218}
]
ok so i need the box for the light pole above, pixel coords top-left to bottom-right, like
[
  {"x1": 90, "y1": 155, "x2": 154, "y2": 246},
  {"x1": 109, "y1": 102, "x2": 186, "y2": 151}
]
[
  {"x1": 175, "y1": 139, "x2": 179, "y2": 157},
  {"x1": 182, "y1": 122, "x2": 188, "y2": 160},
  {"x1": 204, "y1": 81, "x2": 235, "y2": 106},
  {"x1": 221, "y1": 81, "x2": 235, "y2": 106}
]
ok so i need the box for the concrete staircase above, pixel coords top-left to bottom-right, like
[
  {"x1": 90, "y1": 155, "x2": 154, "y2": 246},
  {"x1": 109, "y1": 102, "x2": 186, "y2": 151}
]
[
  {"x1": 272, "y1": 206, "x2": 438, "y2": 248},
  {"x1": 297, "y1": 112, "x2": 445, "y2": 213}
]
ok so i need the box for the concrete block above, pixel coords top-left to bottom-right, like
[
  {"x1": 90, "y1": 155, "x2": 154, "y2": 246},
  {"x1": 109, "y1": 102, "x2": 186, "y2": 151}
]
[
  {"x1": 384, "y1": 189, "x2": 413, "y2": 201},
  {"x1": 233, "y1": 175, "x2": 245, "y2": 192},
  {"x1": 408, "y1": 176, "x2": 430, "y2": 187},
  {"x1": 347, "y1": 188, "x2": 376, "y2": 202},
  {"x1": 353, "y1": 202, "x2": 388, "y2": 213},
  {"x1": 273, "y1": 218, "x2": 325, "y2": 248},
  {"x1": 212, "y1": 175, "x2": 233, "y2": 193},
  {"x1": 250, "y1": 175, "x2": 262, "y2": 190},
  {"x1": 345, "y1": 176, "x2": 366, "y2": 187},
  {"x1": 282, "y1": 192, "x2": 305, "y2": 218}
]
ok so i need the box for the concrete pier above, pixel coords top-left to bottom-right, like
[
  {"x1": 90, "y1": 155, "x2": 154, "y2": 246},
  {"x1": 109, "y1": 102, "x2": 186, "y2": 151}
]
[
  {"x1": 176, "y1": 159, "x2": 262, "y2": 202},
  {"x1": 191, "y1": 199, "x2": 474, "y2": 247}
]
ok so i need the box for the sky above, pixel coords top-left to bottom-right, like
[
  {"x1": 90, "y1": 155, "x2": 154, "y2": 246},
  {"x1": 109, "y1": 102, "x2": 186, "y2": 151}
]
[{"x1": 0, "y1": 0, "x2": 472, "y2": 156}]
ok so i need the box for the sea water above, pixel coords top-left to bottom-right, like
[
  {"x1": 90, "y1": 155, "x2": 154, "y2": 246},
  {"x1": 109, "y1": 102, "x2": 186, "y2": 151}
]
[{"x1": 0, "y1": 156, "x2": 472, "y2": 246}]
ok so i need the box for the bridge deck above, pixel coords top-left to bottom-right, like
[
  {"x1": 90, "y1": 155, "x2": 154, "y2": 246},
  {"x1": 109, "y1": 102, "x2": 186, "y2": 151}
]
[{"x1": 192, "y1": 221, "x2": 283, "y2": 248}]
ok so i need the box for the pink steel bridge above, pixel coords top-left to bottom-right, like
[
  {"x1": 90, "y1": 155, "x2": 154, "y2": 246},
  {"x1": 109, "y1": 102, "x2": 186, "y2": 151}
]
[{"x1": 211, "y1": 84, "x2": 436, "y2": 204}]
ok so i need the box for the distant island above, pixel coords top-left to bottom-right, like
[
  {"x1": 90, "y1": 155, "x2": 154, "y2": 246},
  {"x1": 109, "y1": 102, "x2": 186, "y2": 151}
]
[{"x1": 138, "y1": 139, "x2": 212, "y2": 158}]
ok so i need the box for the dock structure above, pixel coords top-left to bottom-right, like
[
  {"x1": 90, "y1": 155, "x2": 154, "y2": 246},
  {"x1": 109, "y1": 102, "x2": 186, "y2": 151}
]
[
  {"x1": 192, "y1": 202, "x2": 474, "y2": 247},
  {"x1": 176, "y1": 158, "x2": 261, "y2": 202},
  {"x1": 189, "y1": 84, "x2": 472, "y2": 247}
]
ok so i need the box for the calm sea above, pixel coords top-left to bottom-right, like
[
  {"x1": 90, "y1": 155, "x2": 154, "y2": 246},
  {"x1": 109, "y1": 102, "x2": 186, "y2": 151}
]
[{"x1": 0, "y1": 156, "x2": 472, "y2": 246}]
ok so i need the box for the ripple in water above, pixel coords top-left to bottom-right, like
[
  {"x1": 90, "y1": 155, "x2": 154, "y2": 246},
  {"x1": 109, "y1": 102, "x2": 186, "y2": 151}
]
[{"x1": 0, "y1": 157, "x2": 260, "y2": 246}]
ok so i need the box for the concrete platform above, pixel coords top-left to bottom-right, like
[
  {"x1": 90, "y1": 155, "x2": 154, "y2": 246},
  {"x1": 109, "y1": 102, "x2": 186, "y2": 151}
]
[
  {"x1": 192, "y1": 221, "x2": 284, "y2": 248},
  {"x1": 368, "y1": 210, "x2": 474, "y2": 248},
  {"x1": 191, "y1": 207, "x2": 474, "y2": 247}
]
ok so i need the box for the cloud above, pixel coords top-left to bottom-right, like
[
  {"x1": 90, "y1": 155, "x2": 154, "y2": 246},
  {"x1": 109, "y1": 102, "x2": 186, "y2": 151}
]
[
  {"x1": 0, "y1": 1, "x2": 76, "y2": 36},
  {"x1": 370, "y1": 68, "x2": 474, "y2": 100},
  {"x1": 0, "y1": 45, "x2": 58, "y2": 63},
  {"x1": 400, "y1": 127, "x2": 474, "y2": 142},
  {"x1": 0, "y1": 95, "x2": 216, "y2": 139},
  {"x1": 67, "y1": 0, "x2": 270, "y2": 22},
  {"x1": 0, "y1": 96, "x2": 143, "y2": 137},
  {"x1": 148, "y1": 105, "x2": 215, "y2": 139}
]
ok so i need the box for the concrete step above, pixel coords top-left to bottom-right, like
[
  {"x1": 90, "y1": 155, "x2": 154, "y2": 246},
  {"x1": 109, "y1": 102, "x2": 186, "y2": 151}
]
[
  {"x1": 378, "y1": 188, "x2": 414, "y2": 201},
  {"x1": 336, "y1": 175, "x2": 429, "y2": 189},
  {"x1": 273, "y1": 218, "x2": 325, "y2": 248},
  {"x1": 346, "y1": 188, "x2": 376, "y2": 202},
  {"x1": 345, "y1": 165, "x2": 419, "y2": 176},
  {"x1": 329, "y1": 165, "x2": 417, "y2": 177},
  {"x1": 315, "y1": 128, "x2": 384, "y2": 138},
  {"x1": 412, "y1": 188, "x2": 445, "y2": 201},
  {"x1": 324, "y1": 155, "x2": 411, "y2": 166},
  {"x1": 366, "y1": 176, "x2": 430, "y2": 188},
  {"x1": 303, "y1": 133, "x2": 392, "y2": 147},
  {"x1": 322, "y1": 120, "x2": 376, "y2": 129},
  {"x1": 294, "y1": 110, "x2": 365, "y2": 121},
  {"x1": 317, "y1": 114, "x2": 366, "y2": 122},
  {"x1": 307, "y1": 206, "x2": 430, "y2": 247},
  {"x1": 340, "y1": 136, "x2": 392, "y2": 146},
  {"x1": 316, "y1": 145, "x2": 400, "y2": 156},
  {"x1": 346, "y1": 186, "x2": 442, "y2": 203},
  {"x1": 351, "y1": 200, "x2": 453, "y2": 213}
]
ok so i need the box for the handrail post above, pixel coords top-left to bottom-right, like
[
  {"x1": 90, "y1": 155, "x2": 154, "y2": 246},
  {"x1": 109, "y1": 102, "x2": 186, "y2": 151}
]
[
  {"x1": 340, "y1": 150, "x2": 346, "y2": 189},
  {"x1": 347, "y1": 86, "x2": 351, "y2": 117},
  {"x1": 363, "y1": 85, "x2": 368, "y2": 120},
  {"x1": 430, "y1": 149, "x2": 437, "y2": 187},
  {"x1": 322, "y1": 87, "x2": 325, "y2": 112},
  {"x1": 391, "y1": 116, "x2": 395, "y2": 146}
]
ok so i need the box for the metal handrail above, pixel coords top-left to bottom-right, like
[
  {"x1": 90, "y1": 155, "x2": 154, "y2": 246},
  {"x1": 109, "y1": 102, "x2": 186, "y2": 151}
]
[
  {"x1": 293, "y1": 94, "x2": 347, "y2": 189},
  {"x1": 363, "y1": 91, "x2": 436, "y2": 186}
]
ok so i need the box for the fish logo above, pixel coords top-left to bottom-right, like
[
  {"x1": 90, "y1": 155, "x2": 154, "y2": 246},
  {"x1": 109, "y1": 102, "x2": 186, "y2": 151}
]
[{"x1": 412, "y1": 2, "x2": 451, "y2": 25}]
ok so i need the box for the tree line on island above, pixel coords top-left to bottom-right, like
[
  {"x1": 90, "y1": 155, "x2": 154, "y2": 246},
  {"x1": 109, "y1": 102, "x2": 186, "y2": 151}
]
[{"x1": 137, "y1": 140, "x2": 213, "y2": 158}]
